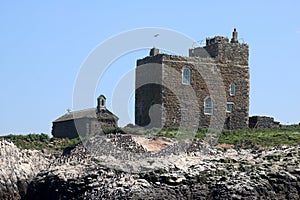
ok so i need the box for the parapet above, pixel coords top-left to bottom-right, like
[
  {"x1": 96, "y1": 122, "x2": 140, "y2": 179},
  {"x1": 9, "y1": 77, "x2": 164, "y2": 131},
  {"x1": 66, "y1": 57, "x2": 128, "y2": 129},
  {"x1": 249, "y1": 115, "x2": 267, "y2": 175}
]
[
  {"x1": 189, "y1": 28, "x2": 249, "y2": 65},
  {"x1": 206, "y1": 36, "x2": 229, "y2": 46}
]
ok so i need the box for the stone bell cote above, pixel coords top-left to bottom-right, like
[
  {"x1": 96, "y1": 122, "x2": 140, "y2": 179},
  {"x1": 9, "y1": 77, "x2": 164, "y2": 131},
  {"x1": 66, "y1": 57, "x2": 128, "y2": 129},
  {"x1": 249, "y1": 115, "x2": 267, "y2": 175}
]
[{"x1": 97, "y1": 95, "x2": 106, "y2": 111}]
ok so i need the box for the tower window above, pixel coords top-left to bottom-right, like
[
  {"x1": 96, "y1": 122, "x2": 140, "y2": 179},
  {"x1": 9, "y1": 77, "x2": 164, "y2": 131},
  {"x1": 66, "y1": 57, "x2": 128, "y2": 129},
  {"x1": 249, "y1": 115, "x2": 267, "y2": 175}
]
[
  {"x1": 229, "y1": 83, "x2": 236, "y2": 96},
  {"x1": 204, "y1": 96, "x2": 213, "y2": 115},
  {"x1": 182, "y1": 67, "x2": 191, "y2": 85},
  {"x1": 226, "y1": 102, "x2": 234, "y2": 113}
]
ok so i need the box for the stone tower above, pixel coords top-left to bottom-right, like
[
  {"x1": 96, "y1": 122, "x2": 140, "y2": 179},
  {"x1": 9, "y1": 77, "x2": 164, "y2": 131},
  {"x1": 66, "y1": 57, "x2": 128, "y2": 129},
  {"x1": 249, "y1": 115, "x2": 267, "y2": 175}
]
[{"x1": 135, "y1": 29, "x2": 249, "y2": 129}]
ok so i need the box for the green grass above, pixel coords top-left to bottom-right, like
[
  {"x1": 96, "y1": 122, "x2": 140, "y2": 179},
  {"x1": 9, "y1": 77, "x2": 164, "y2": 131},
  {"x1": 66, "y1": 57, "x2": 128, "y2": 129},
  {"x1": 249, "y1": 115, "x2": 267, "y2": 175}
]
[
  {"x1": 219, "y1": 127, "x2": 300, "y2": 147},
  {"x1": 155, "y1": 127, "x2": 177, "y2": 138},
  {"x1": 153, "y1": 126, "x2": 300, "y2": 147},
  {"x1": 1, "y1": 133, "x2": 82, "y2": 150},
  {"x1": 2, "y1": 126, "x2": 300, "y2": 150}
]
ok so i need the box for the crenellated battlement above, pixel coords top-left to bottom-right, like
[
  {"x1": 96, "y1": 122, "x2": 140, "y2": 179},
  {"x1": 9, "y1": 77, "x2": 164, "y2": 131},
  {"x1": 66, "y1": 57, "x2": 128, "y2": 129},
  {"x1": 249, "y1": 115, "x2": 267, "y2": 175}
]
[{"x1": 189, "y1": 29, "x2": 249, "y2": 65}]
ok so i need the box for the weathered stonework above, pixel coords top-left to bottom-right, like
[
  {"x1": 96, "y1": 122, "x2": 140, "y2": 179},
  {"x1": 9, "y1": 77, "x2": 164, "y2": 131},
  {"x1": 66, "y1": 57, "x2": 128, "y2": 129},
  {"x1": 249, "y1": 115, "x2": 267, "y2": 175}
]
[
  {"x1": 52, "y1": 95, "x2": 119, "y2": 138},
  {"x1": 249, "y1": 116, "x2": 280, "y2": 129},
  {"x1": 135, "y1": 29, "x2": 250, "y2": 129}
]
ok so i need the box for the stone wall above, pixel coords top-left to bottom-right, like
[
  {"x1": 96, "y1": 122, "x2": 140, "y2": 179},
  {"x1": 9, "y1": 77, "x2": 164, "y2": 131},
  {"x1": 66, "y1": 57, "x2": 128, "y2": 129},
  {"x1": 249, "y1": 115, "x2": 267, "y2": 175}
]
[
  {"x1": 135, "y1": 61, "x2": 163, "y2": 128},
  {"x1": 97, "y1": 112, "x2": 119, "y2": 129},
  {"x1": 135, "y1": 53, "x2": 249, "y2": 129},
  {"x1": 204, "y1": 40, "x2": 249, "y2": 65},
  {"x1": 219, "y1": 63, "x2": 250, "y2": 129},
  {"x1": 162, "y1": 55, "x2": 209, "y2": 129},
  {"x1": 52, "y1": 118, "x2": 106, "y2": 139},
  {"x1": 249, "y1": 116, "x2": 280, "y2": 129},
  {"x1": 189, "y1": 37, "x2": 250, "y2": 129},
  {"x1": 52, "y1": 120, "x2": 80, "y2": 139},
  {"x1": 162, "y1": 55, "x2": 249, "y2": 129}
]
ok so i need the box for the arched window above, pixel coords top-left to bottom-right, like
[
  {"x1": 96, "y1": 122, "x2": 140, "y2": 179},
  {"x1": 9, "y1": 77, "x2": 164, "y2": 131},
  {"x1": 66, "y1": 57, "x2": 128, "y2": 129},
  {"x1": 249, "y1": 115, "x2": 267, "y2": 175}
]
[
  {"x1": 229, "y1": 83, "x2": 236, "y2": 96},
  {"x1": 204, "y1": 96, "x2": 213, "y2": 115},
  {"x1": 182, "y1": 67, "x2": 191, "y2": 85}
]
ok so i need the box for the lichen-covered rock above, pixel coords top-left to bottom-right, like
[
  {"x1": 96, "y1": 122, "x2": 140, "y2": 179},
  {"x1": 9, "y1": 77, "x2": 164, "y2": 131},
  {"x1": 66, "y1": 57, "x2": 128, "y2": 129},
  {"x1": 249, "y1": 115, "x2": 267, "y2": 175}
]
[
  {"x1": 0, "y1": 139, "x2": 55, "y2": 200},
  {"x1": 0, "y1": 135, "x2": 299, "y2": 199},
  {"x1": 25, "y1": 135, "x2": 300, "y2": 200}
]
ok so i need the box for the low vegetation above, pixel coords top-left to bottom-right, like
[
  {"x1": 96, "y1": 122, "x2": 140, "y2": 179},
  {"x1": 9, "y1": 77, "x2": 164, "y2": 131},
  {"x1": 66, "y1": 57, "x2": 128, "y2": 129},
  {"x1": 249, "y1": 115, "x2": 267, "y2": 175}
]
[
  {"x1": 153, "y1": 126, "x2": 300, "y2": 147},
  {"x1": 1, "y1": 125, "x2": 299, "y2": 150},
  {"x1": 219, "y1": 126, "x2": 300, "y2": 147},
  {"x1": 0, "y1": 133, "x2": 81, "y2": 150}
]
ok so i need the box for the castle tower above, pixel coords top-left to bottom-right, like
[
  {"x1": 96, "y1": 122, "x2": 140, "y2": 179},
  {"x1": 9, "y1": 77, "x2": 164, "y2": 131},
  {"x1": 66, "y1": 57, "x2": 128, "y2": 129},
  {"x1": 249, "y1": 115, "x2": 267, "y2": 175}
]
[{"x1": 135, "y1": 29, "x2": 249, "y2": 129}]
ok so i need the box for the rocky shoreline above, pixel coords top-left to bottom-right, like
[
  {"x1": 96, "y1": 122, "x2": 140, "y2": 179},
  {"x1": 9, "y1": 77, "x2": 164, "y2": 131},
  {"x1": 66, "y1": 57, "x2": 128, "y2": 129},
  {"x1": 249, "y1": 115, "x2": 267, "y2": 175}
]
[{"x1": 0, "y1": 135, "x2": 299, "y2": 199}]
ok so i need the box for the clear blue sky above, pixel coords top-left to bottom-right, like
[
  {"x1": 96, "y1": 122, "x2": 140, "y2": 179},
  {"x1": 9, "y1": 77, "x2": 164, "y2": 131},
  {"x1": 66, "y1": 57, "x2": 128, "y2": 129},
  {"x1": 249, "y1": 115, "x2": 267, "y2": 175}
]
[{"x1": 1, "y1": 1, "x2": 300, "y2": 135}]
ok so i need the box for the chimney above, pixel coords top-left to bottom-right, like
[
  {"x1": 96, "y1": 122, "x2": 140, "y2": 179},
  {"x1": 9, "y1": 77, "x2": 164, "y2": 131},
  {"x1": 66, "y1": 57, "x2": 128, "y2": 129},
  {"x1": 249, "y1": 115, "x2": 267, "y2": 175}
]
[
  {"x1": 231, "y1": 28, "x2": 238, "y2": 43},
  {"x1": 149, "y1": 47, "x2": 159, "y2": 56}
]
